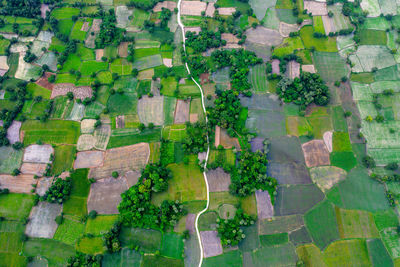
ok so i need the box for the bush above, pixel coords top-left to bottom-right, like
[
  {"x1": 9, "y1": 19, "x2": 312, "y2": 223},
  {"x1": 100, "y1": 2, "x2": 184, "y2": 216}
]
[
  {"x1": 362, "y1": 156, "x2": 376, "y2": 169},
  {"x1": 112, "y1": 171, "x2": 119, "y2": 178},
  {"x1": 385, "y1": 162, "x2": 398, "y2": 171},
  {"x1": 55, "y1": 215, "x2": 63, "y2": 225},
  {"x1": 88, "y1": 210, "x2": 97, "y2": 219}
]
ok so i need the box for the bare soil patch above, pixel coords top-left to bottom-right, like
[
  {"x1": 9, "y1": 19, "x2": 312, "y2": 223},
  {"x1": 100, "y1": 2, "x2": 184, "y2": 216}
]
[
  {"x1": 95, "y1": 49, "x2": 104, "y2": 61},
  {"x1": 279, "y1": 22, "x2": 299, "y2": 37},
  {"x1": 7, "y1": 121, "x2": 21, "y2": 144},
  {"x1": 174, "y1": 99, "x2": 190, "y2": 124},
  {"x1": 200, "y1": 231, "x2": 223, "y2": 258},
  {"x1": 323, "y1": 131, "x2": 333, "y2": 152},
  {"x1": 304, "y1": 1, "x2": 328, "y2": 16},
  {"x1": 221, "y1": 33, "x2": 239, "y2": 44},
  {"x1": 302, "y1": 64, "x2": 316, "y2": 73},
  {"x1": 163, "y1": 58, "x2": 172, "y2": 67},
  {"x1": 35, "y1": 177, "x2": 53, "y2": 196},
  {"x1": 287, "y1": 60, "x2": 300, "y2": 79},
  {"x1": 77, "y1": 134, "x2": 96, "y2": 151},
  {"x1": 0, "y1": 70, "x2": 7, "y2": 76},
  {"x1": 302, "y1": 140, "x2": 331, "y2": 167},
  {"x1": 255, "y1": 190, "x2": 274, "y2": 220},
  {"x1": 81, "y1": 21, "x2": 90, "y2": 32},
  {"x1": 0, "y1": 56, "x2": 9, "y2": 71},
  {"x1": 85, "y1": 19, "x2": 102, "y2": 48},
  {"x1": 207, "y1": 168, "x2": 231, "y2": 192},
  {"x1": 153, "y1": 1, "x2": 177, "y2": 12},
  {"x1": 116, "y1": 115, "x2": 125, "y2": 128},
  {"x1": 81, "y1": 119, "x2": 96, "y2": 134},
  {"x1": 20, "y1": 163, "x2": 47, "y2": 176},
  {"x1": 40, "y1": 4, "x2": 50, "y2": 18},
  {"x1": 87, "y1": 177, "x2": 128, "y2": 214},
  {"x1": 89, "y1": 143, "x2": 149, "y2": 180},
  {"x1": 51, "y1": 84, "x2": 92, "y2": 100},
  {"x1": 200, "y1": 73, "x2": 210, "y2": 84},
  {"x1": 205, "y1": 2, "x2": 215, "y2": 17},
  {"x1": 74, "y1": 151, "x2": 105, "y2": 169},
  {"x1": 123, "y1": 170, "x2": 141, "y2": 187},
  {"x1": 186, "y1": 213, "x2": 196, "y2": 234},
  {"x1": 272, "y1": 59, "x2": 280, "y2": 74},
  {"x1": 190, "y1": 114, "x2": 198, "y2": 123},
  {"x1": 25, "y1": 201, "x2": 61, "y2": 238},
  {"x1": 246, "y1": 27, "x2": 283, "y2": 46},
  {"x1": 138, "y1": 69, "x2": 154, "y2": 80},
  {"x1": 181, "y1": 1, "x2": 207, "y2": 16},
  {"x1": 23, "y1": 144, "x2": 54, "y2": 164},
  {"x1": 118, "y1": 42, "x2": 129, "y2": 58},
  {"x1": 36, "y1": 72, "x2": 55, "y2": 90},
  {"x1": 220, "y1": 128, "x2": 240, "y2": 150},
  {"x1": 214, "y1": 126, "x2": 221, "y2": 147},
  {"x1": 322, "y1": 15, "x2": 335, "y2": 34},
  {"x1": 0, "y1": 174, "x2": 36, "y2": 193},
  {"x1": 137, "y1": 95, "x2": 165, "y2": 126},
  {"x1": 217, "y1": 7, "x2": 236, "y2": 15}
]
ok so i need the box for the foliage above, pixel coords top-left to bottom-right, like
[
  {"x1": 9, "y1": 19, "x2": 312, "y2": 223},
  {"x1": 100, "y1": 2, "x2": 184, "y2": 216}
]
[
  {"x1": 207, "y1": 90, "x2": 243, "y2": 133},
  {"x1": 95, "y1": 9, "x2": 123, "y2": 48},
  {"x1": 42, "y1": 177, "x2": 72, "y2": 204},
  {"x1": 118, "y1": 163, "x2": 185, "y2": 230},
  {"x1": 217, "y1": 209, "x2": 255, "y2": 246},
  {"x1": 362, "y1": 156, "x2": 376, "y2": 169},
  {"x1": 182, "y1": 121, "x2": 208, "y2": 154},
  {"x1": 0, "y1": 0, "x2": 41, "y2": 18},
  {"x1": 277, "y1": 72, "x2": 330, "y2": 108},
  {"x1": 103, "y1": 222, "x2": 122, "y2": 253},
  {"x1": 211, "y1": 49, "x2": 262, "y2": 93},
  {"x1": 186, "y1": 30, "x2": 225, "y2": 53},
  {"x1": 67, "y1": 252, "x2": 102, "y2": 267},
  {"x1": 230, "y1": 150, "x2": 277, "y2": 197}
]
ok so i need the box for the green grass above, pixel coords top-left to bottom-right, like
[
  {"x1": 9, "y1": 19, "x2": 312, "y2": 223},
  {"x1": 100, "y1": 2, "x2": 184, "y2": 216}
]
[
  {"x1": 97, "y1": 85, "x2": 111, "y2": 105},
  {"x1": 131, "y1": 8, "x2": 149, "y2": 28},
  {"x1": 107, "y1": 92, "x2": 137, "y2": 115},
  {"x1": 373, "y1": 209, "x2": 399, "y2": 231},
  {"x1": 76, "y1": 237, "x2": 105, "y2": 255},
  {"x1": 0, "y1": 147, "x2": 23, "y2": 174},
  {"x1": 134, "y1": 48, "x2": 160, "y2": 59},
  {"x1": 54, "y1": 218, "x2": 85, "y2": 245},
  {"x1": 313, "y1": 16, "x2": 325, "y2": 34},
  {"x1": 85, "y1": 215, "x2": 119, "y2": 236},
  {"x1": 51, "y1": 145, "x2": 76, "y2": 175},
  {"x1": 304, "y1": 200, "x2": 340, "y2": 250},
  {"x1": 49, "y1": 37, "x2": 66, "y2": 53},
  {"x1": 296, "y1": 244, "x2": 326, "y2": 267},
  {"x1": 0, "y1": 253, "x2": 26, "y2": 267},
  {"x1": 260, "y1": 233, "x2": 289, "y2": 247},
  {"x1": 70, "y1": 169, "x2": 90, "y2": 198},
  {"x1": 331, "y1": 106, "x2": 348, "y2": 132},
  {"x1": 58, "y1": 19, "x2": 74, "y2": 36},
  {"x1": 97, "y1": 71, "x2": 113, "y2": 84},
  {"x1": 70, "y1": 20, "x2": 87, "y2": 41},
  {"x1": 164, "y1": 96, "x2": 177, "y2": 125},
  {"x1": 21, "y1": 120, "x2": 80, "y2": 145},
  {"x1": 0, "y1": 194, "x2": 34, "y2": 220},
  {"x1": 0, "y1": 38, "x2": 10, "y2": 55},
  {"x1": 203, "y1": 250, "x2": 242, "y2": 267},
  {"x1": 300, "y1": 26, "x2": 338, "y2": 52},
  {"x1": 336, "y1": 208, "x2": 379, "y2": 239},
  {"x1": 80, "y1": 61, "x2": 108, "y2": 76},
  {"x1": 330, "y1": 151, "x2": 357, "y2": 171},
  {"x1": 55, "y1": 73, "x2": 76, "y2": 83},
  {"x1": 367, "y1": 239, "x2": 393, "y2": 267},
  {"x1": 23, "y1": 238, "x2": 75, "y2": 266},
  {"x1": 273, "y1": 36, "x2": 304, "y2": 57},
  {"x1": 160, "y1": 233, "x2": 184, "y2": 259},
  {"x1": 51, "y1": 7, "x2": 80, "y2": 20},
  {"x1": 313, "y1": 51, "x2": 349, "y2": 82},
  {"x1": 0, "y1": 232, "x2": 23, "y2": 253},
  {"x1": 76, "y1": 44, "x2": 95, "y2": 61},
  {"x1": 161, "y1": 77, "x2": 178, "y2": 96},
  {"x1": 27, "y1": 83, "x2": 51, "y2": 99},
  {"x1": 323, "y1": 239, "x2": 371, "y2": 266},
  {"x1": 332, "y1": 132, "x2": 352, "y2": 152},
  {"x1": 62, "y1": 196, "x2": 87, "y2": 217},
  {"x1": 110, "y1": 58, "x2": 132, "y2": 75},
  {"x1": 120, "y1": 227, "x2": 162, "y2": 253},
  {"x1": 107, "y1": 128, "x2": 161, "y2": 148},
  {"x1": 359, "y1": 29, "x2": 387, "y2": 45},
  {"x1": 249, "y1": 64, "x2": 268, "y2": 92},
  {"x1": 60, "y1": 53, "x2": 81, "y2": 73},
  {"x1": 141, "y1": 255, "x2": 183, "y2": 267}
]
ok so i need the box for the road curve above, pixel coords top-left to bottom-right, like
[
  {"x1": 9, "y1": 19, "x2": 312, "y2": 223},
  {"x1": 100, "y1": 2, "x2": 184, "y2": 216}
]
[{"x1": 177, "y1": 1, "x2": 210, "y2": 266}]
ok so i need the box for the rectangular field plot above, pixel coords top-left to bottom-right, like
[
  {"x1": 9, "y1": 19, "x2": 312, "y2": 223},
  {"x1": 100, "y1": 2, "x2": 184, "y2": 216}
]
[
  {"x1": 54, "y1": 218, "x2": 85, "y2": 245},
  {"x1": 243, "y1": 243, "x2": 297, "y2": 267},
  {"x1": 248, "y1": 64, "x2": 268, "y2": 92},
  {"x1": 324, "y1": 239, "x2": 372, "y2": 266},
  {"x1": 367, "y1": 238, "x2": 393, "y2": 267},
  {"x1": 203, "y1": 250, "x2": 242, "y2": 267},
  {"x1": 85, "y1": 215, "x2": 119, "y2": 236},
  {"x1": 258, "y1": 215, "x2": 304, "y2": 235},
  {"x1": 0, "y1": 147, "x2": 23, "y2": 174},
  {"x1": 336, "y1": 208, "x2": 379, "y2": 239},
  {"x1": 21, "y1": 120, "x2": 80, "y2": 145},
  {"x1": 132, "y1": 54, "x2": 163, "y2": 70},
  {"x1": 350, "y1": 45, "x2": 396, "y2": 73},
  {"x1": 313, "y1": 51, "x2": 349, "y2": 82},
  {"x1": 305, "y1": 200, "x2": 340, "y2": 250},
  {"x1": 102, "y1": 248, "x2": 142, "y2": 267},
  {"x1": 0, "y1": 194, "x2": 34, "y2": 220},
  {"x1": 120, "y1": 227, "x2": 162, "y2": 253}
]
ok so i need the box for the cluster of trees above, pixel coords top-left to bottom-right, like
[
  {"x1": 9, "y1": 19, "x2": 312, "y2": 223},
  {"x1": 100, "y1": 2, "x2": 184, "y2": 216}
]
[
  {"x1": 207, "y1": 90, "x2": 243, "y2": 134},
  {"x1": 370, "y1": 172, "x2": 400, "y2": 184},
  {"x1": 186, "y1": 55, "x2": 208, "y2": 77},
  {"x1": 182, "y1": 121, "x2": 208, "y2": 154},
  {"x1": 159, "y1": 7, "x2": 172, "y2": 28},
  {"x1": 0, "y1": 0, "x2": 41, "y2": 18},
  {"x1": 216, "y1": 209, "x2": 255, "y2": 246},
  {"x1": 42, "y1": 177, "x2": 72, "y2": 203},
  {"x1": 0, "y1": 80, "x2": 27, "y2": 146},
  {"x1": 211, "y1": 49, "x2": 262, "y2": 94},
  {"x1": 103, "y1": 221, "x2": 122, "y2": 253},
  {"x1": 186, "y1": 30, "x2": 225, "y2": 53},
  {"x1": 23, "y1": 50, "x2": 37, "y2": 63},
  {"x1": 277, "y1": 72, "x2": 330, "y2": 108},
  {"x1": 95, "y1": 9, "x2": 123, "y2": 48},
  {"x1": 127, "y1": 0, "x2": 161, "y2": 11},
  {"x1": 67, "y1": 252, "x2": 102, "y2": 267},
  {"x1": 230, "y1": 150, "x2": 277, "y2": 197},
  {"x1": 118, "y1": 163, "x2": 185, "y2": 230}
]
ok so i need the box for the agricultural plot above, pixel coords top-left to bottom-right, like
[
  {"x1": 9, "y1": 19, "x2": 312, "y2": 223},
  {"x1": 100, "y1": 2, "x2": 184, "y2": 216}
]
[
  {"x1": 248, "y1": 64, "x2": 268, "y2": 92},
  {"x1": 20, "y1": 163, "x2": 47, "y2": 176},
  {"x1": 360, "y1": 0, "x2": 381, "y2": 17},
  {"x1": 255, "y1": 190, "x2": 274, "y2": 219},
  {"x1": 25, "y1": 202, "x2": 61, "y2": 238},
  {"x1": 54, "y1": 218, "x2": 85, "y2": 245},
  {"x1": 85, "y1": 215, "x2": 119, "y2": 236},
  {"x1": 302, "y1": 140, "x2": 331, "y2": 167},
  {"x1": 300, "y1": 26, "x2": 338, "y2": 52},
  {"x1": 207, "y1": 168, "x2": 231, "y2": 192},
  {"x1": 313, "y1": 51, "x2": 349, "y2": 82},
  {"x1": 14, "y1": 54, "x2": 42, "y2": 81},
  {"x1": 89, "y1": 143, "x2": 149, "y2": 180},
  {"x1": 274, "y1": 184, "x2": 324, "y2": 216},
  {"x1": 246, "y1": 27, "x2": 283, "y2": 46},
  {"x1": 335, "y1": 208, "x2": 379, "y2": 239},
  {"x1": 0, "y1": 174, "x2": 36, "y2": 194},
  {"x1": 102, "y1": 248, "x2": 142, "y2": 267},
  {"x1": 203, "y1": 250, "x2": 242, "y2": 267},
  {"x1": 0, "y1": 194, "x2": 34, "y2": 220},
  {"x1": 323, "y1": 239, "x2": 372, "y2": 266},
  {"x1": 367, "y1": 238, "x2": 393, "y2": 267},
  {"x1": 74, "y1": 151, "x2": 104, "y2": 169},
  {"x1": 309, "y1": 166, "x2": 346, "y2": 193},
  {"x1": 120, "y1": 227, "x2": 162, "y2": 253},
  {"x1": 23, "y1": 239, "x2": 75, "y2": 267},
  {"x1": 243, "y1": 243, "x2": 297, "y2": 266},
  {"x1": 23, "y1": 145, "x2": 53, "y2": 164},
  {"x1": 137, "y1": 96, "x2": 164, "y2": 126},
  {"x1": 0, "y1": 146, "x2": 23, "y2": 174},
  {"x1": 22, "y1": 120, "x2": 80, "y2": 145},
  {"x1": 350, "y1": 45, "x2": 396, "y2": 73},
  {"x1": 132, "y1": 54, "x2": 163, "y2": 70}
]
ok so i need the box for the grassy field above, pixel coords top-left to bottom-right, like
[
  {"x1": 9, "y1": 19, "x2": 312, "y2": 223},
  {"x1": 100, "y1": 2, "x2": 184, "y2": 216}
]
[
  {"x1": 0, "y1": 194, "x2": 34, "y2": 220},
  {"x1": 0, "y1": 147, "x2": 23, "y2": 174},
  {"x1": 120, "y1": 227, "x2": 162, "y2": 253},
  {"x1": 63, "y1": 196, "x2": 87, "y2": 217},
  {"x1": 359, "y1": 29, "x2": 387, "y2": 45},
  {"x1": 203, "y1": 250, "x2": 242, "y2": 267},
  {"x1": 51, "y1": 7, "x2": 80, "y2": 20},
  {"x1": 313, "y1": 51, "x2": 349, "y2": 82},
  {"x1": 248, "y1": 64, "x2": 268, "y2": 92},
  {"x1": 330, "y1": 151, "x2": 357, "y2": 171},
  {"x1": 160, "y1": 233, "x2": 184, "y2": 259},
  {"x1": 21, "y1": 120, "x2": 80, "y2": 145},
  {"x1": 85, "y1": 215, "x2": 119, "y2": 236},
  {"x1": 332, "y1": 132, "x2": 352, "y2": 152},
  {"x1": 323, "y1": 239, "x2": 371, "y2": 266},
  {"x1": 23, "y1": 238, "x2": 75, "y2": 266},
  {"x1": 300, "y1": 26, "x2": 338, "y2": 52},
  {"x1": 76, "y1": 237, "x2": 105, "y2": 255},
  {"x1": 313, "y1": 16, "x2": 325, "y2": 34},
  {"x1": 336, "y1": 208, "x2": 379, "y2": 239},
  {"x1": 54, "y1": 218, "x2": 85, "y2": 245},
  {"x1": 108, "y1": 128, "x2": 161, "y2": 148},
  {"x1": 51, "y1": 145, "x2": 76, "y2": 175},
  {"x1": 273, "y1": 36, "x2": 304, "y2": 57},
  {"x1": 260, "y1": 233, "x2": 289, "y2": 247}
]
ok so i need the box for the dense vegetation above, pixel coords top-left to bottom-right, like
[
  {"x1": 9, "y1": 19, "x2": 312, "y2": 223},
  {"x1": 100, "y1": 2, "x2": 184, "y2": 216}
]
[
  {"x1": 103, "y1": 221, "x2": 122, "y2": 253},
  {"x1": 182, "y1": 121, "x2": 208, "y2": 154},
  {"x1": 0, "y1": 0, "x2": 41, "y2": 18},
  {"x1": 217, "y1": 209, "x2": 255, "y2": 246},
  {"x1": 95, "y1": 9, "x2": 123, "y2": 48},
  {"x1": 277, "y1": 72, "x2": 330, "y2": 108},
  {"x1": 230, "y1": 150, "x2": 277, "y2": 197},
  {"x1": 186, "y1": 30, "x2": 225, "y2": 53},
  {"x1": 118, "y1": 163, "x2": 185, "y2": 230},
  {"x1": 42, "y1": 177, "x2": 72, "y2": 203},
  {"x1": 67, "y1": 252, "x2": 102, "y2": 267}
]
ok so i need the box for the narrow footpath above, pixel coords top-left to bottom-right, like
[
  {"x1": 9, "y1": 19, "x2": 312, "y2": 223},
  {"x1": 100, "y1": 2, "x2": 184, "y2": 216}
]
[{"x1": 177, "y1": 1, "x2": 210, "y2": 266}]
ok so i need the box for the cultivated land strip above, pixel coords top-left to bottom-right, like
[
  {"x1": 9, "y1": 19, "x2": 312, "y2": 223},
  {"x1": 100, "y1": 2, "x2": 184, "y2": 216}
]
[{"x1": 177, "y1": 1, "x2": 210, "y2": 266}]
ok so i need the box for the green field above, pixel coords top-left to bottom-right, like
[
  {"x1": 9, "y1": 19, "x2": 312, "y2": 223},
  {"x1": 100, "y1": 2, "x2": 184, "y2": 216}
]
[
  {"x1": 300, "y1": 26, "x2": 338, "y2": 52},
  {"x1": 160, "y1": 233, "x2": 184, "y2": 259},
  {"x1": 85, "y1": 215, "x2": 119, "y2": 236},
  {"x1": 54, "y1": 218, "x2": 85, "y2": 245},
  {"x1": 23, "y1": 238, "x2": 75, "y2": 266},
  {"x1": 0, "y1": 147, "x2": 23, "y2": 174},
  {"x1": 120, "y1": 227, "x2": 162, "y2": 253},
  {"x1": 332, "y1": 132, "x2": 352, "y2": 152},
  {"x1": 0, "y1": 194, "x2": 34, "y2": 220},
  {"x1": 51, "y1": 7, "x2": 80, "y2": 20},
  {"x1": 51, "y1": 145, "x2": 76, "y2": 175},
  {"x1": 21, "y1": 120, "x2": 80, "y2": 145},
  {"x1": 359, "y1": 29, "x2": 387, "y2": 45},
  {"x1": 248, "y1": 64, "x2": 268, "y2": 92}
]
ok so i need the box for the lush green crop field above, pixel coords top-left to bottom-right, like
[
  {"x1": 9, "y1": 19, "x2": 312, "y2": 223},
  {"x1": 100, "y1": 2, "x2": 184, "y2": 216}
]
[
  {"x1": 330, "y1": 151, "x2": 357, "y2": 171},
  {"x1": 160, "y1": 233, "x2": 184, "y2": 259},
  {"x1": 23, "y1": 238, "x2": 75, "y2": 266},
  {"x1": 85, "y1": 215, "x2": 119, "y2": 236},
  {"x1": 51, "y1": 145, "x2": 76, "y2": 175},
  {"x1": 120, "y1": 227, "x2": 162, "y2": 253},
  {"x1": 54, "y1": 218, "x2": 85, "y2": 245},
  {"x1": 0, "y1": 194, "x2": 34, "y2": 220},
  {"x1": 359, "y1": 29, "x2": 387, "y2": 45},
  {"x1": 300, "y1": 26, "x2": 338, "y2": 52},
  {"x1": 332, "y1": 132, "x2": 352, "y2": 152},
  {"x1": 80, "y1": 61, "x2": 108, "y2": 76},
  {"x1": 203, "y1": 250, "x2": 242, "y2": 267},
  {"x1": 51, "y1": 7, "x2": 80, "y2": 20}
]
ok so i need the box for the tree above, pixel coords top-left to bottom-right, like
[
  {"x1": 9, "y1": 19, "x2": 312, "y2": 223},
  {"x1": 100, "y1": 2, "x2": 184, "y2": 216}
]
[
  {"x1": 42, "y1": 177, "x2": 72, "y2": 203},
  {"x1": 362, "y1": 156, "x2": 376, "y2": 169},
  {"x1": 217, "y1": 209, "x2": 255, "y2": 246}
]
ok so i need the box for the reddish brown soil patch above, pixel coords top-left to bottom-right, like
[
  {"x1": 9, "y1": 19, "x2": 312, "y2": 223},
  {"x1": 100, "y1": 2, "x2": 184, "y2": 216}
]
[
  {"x1": 118, "y1": 42, "x2": 129, "y2": 58},
  {"x1": 74, "y1": 151, "x2": 105, "y2": 169},
  {"x1": 153, "y1": 1, "x2": 177, "y2": 12},
  {"x1": 95, "y1": 49, "x2": 104, "y2": 61},
  {"x1": 51, "y1": 84, "x2": 92, "y2": 100},
  {"x1": 220, "y1": 128, "x2": 240, "y2": 150},
  {"x1": 36, "y1": 72, "x2": 55, "y2": 90},
  {"x1": 20, "y1": 163, "x2": 47, "y2": 176},
  {"x1": 200, "y1": 73, "x2": 210, "y2": 85},
  {"x1": 301, "y1": 140, "x2": 330, "y2": 167},
  {"x1": 0, "y1": 174, "x2": 36, "y2": 193},
  {"x1": 174, "y1": 99, "x2": 190, "y2": 124}
]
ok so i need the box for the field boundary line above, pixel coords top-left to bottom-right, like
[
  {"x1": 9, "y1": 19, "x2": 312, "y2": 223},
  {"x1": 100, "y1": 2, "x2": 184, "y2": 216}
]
[{"x1": 177, "y1": 2, "x2": 210, "y2": 266}]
